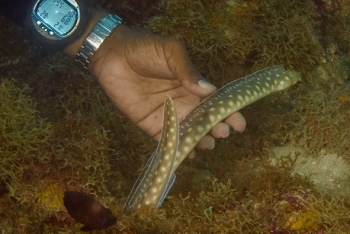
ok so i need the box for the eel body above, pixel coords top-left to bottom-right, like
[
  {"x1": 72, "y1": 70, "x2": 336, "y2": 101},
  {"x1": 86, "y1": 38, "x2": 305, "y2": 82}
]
[
  {"x1": 173, "y1": 65, "x2": 300, "y2": 172},
  {"x1": 124, "y1": 66, "x2": 300, "y2": 212},
  {"x1": 124, "y1": 96, "x2": 178, "y2": 212}
]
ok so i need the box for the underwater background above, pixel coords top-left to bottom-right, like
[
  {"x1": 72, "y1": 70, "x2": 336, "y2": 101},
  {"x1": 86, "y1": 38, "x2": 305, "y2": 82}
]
[{"x1": 1, "y1": 0, "x2": 350, "y2": 233}]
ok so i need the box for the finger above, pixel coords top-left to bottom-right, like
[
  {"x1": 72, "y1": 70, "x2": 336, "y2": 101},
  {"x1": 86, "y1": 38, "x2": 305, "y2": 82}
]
[
  {"x1": 187, "y1": 150, "x2": 196, "y2": 159},
  {"x1": 165, "y1": 40, "x2": 217, "y2": 97},
  {"x1": 211, "y1": 122, "x2": 231, "y2": 138},
  {"x1": 195, "y1": 135, "x2": 215, "y2": 150},
  {"x1": 181, "y1": 71, "x2": 217, "y2": 98},
  {"x1": 225, "y1": 112, "x2": 246, "y2": 132}
]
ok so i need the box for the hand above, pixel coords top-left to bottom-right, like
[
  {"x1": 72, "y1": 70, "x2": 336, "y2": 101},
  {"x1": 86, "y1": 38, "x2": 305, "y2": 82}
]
[{"x1": 88, "y1": 25, "x2": 246, "y2": 157}]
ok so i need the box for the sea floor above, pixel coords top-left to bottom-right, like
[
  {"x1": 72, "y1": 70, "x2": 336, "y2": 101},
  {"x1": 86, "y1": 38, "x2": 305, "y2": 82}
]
[{"x1": 1, "y1": 0, "x2": 350, "y2": 233}]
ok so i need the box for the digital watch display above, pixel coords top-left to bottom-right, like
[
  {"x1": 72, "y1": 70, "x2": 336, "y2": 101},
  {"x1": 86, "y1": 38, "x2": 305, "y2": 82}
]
[
  {"x1": 35, "y1": 0, "x2": 79, "y2": 38},
  {"x1": 31, "y1": 0, "x2": 80, "y2": 40},
  {"x1": 28, "y1": 0, "x2": 90, "y2": 49}
]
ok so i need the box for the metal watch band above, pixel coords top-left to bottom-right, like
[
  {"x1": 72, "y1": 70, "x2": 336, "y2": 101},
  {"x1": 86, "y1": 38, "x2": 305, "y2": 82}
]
[{"x1": 75, "y1": 14, "x2": 122, "y2": 70}]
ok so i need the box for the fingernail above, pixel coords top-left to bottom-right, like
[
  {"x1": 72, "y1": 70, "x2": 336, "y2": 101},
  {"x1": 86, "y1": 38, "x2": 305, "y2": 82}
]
[
  {"x1": 198, "y1": 80, "x2": 217, "y2": 92},
  {"x1": 188, "y1": 151, "x2": 196, "y2": 159},
  {"x1": 222, "y1": 125, "x2": 231, "y2": 138}
]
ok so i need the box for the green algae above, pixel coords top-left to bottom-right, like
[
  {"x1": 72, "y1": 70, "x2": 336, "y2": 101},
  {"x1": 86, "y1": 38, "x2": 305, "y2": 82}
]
[
  {"x1": 0, "y1": 79, "x2": 53, "y2": 198},
  {"x1": 119, "y1": 175, "x2": 350, "y2": 233},
  {"x1": 146, "y1": 0, "x2": 323, "y2": 83}
]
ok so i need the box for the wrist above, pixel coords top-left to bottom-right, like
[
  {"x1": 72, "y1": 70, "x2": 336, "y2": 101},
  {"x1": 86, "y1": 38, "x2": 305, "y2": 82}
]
[
  {"x1": 63, "y1": 7, "x2": 108, "y2": 58},
  {"x1": 87, "y1": 24, "x2": 130, "y2": 77}
]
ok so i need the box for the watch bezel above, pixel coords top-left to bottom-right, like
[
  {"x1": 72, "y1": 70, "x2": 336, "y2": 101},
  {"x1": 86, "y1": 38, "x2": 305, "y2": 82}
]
[
  {"x1": 32, "y1": 0, "x2": 81, "y2": 39},
  {"x1": 27, "y1": 0, "x2": 90, "y2": 50}
]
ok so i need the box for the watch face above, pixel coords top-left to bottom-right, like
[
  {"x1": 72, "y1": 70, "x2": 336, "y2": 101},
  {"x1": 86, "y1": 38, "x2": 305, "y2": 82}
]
[{"x1": 33, "y1": 0, "x2": 80, "y2": 39}]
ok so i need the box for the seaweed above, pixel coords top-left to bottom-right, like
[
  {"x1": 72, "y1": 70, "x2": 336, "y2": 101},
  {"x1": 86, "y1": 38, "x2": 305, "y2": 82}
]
[
  {"x1": 1, "y1": 0, "x2": 350, "y2": 232},
  {"x1": 146, "y1": 0, "x2": 324, "y2": 84},
  {"x1": 0, "y1": 79, "x2": 53, "y2": 199}
]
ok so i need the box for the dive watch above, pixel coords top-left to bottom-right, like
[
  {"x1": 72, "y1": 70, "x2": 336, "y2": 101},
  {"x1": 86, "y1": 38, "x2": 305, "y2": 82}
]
[{"x1": 29, "y1": 0, "x2": 91, "y2": 49}]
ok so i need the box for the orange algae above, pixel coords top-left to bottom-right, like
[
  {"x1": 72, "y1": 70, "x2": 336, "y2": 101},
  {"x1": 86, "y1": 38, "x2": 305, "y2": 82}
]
[
  {"x1": 287, "y1": 210, "x2": 319, "y2": 231},
  {"x1": 37, "y1": 184, "x2": 65, "y2": 212},
  {"x1": 337, "y1": 93, "x2": 348, "y2": 103}
]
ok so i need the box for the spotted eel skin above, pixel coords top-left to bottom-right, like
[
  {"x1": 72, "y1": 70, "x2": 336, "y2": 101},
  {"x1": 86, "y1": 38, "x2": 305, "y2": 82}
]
[
  {"x1": 124, "y1": 96, "x2": 178, "y2": 212},
  {"x1": 124, "y1": 66, "x2": 300, "y2": 212}
]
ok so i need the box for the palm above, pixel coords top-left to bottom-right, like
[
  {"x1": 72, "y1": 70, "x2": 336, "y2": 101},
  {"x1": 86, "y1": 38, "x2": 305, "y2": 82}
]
[
  {"x1": 92, "y1": 26, "x2": 206, "y2": 139},
  {"x1": 110, "y1": 75, "x2": 200, "y2": 139},
  {"x1": 90, "y1": 25, "x2": 246, "y2": 151}
]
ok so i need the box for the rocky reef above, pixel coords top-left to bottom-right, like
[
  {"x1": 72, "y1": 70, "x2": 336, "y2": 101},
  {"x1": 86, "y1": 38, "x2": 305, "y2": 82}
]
[{"x1": 1, "y1": 0, "x2": 350, "y2": 233}]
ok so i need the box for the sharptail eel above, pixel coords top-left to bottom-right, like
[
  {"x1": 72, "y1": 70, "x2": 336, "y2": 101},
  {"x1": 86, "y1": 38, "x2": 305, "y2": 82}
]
[
  {"x1": 124, "y1": 96, "x2": 179, "y2": 212},
  {"x1": 173, "y1": 65, "x2": 300, "y2": 172},
  {"x1": 124, "y1": 65, "x2": 300, "y2": 212}
]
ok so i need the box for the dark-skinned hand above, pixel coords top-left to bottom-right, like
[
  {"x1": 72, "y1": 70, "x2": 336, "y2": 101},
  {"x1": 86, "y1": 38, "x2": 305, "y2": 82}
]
[{"x1": 65, "y1": 9, "x2": 246, "y2": 158}]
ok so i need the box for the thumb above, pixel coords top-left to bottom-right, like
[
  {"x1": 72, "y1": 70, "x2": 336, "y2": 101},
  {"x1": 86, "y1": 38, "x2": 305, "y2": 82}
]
[
  {"x1": 166, "y1": 40, "x2": 217, "y2": 97},
  {"x1": 180, "y1": 67, "x2": 218, "y2": 98}
]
